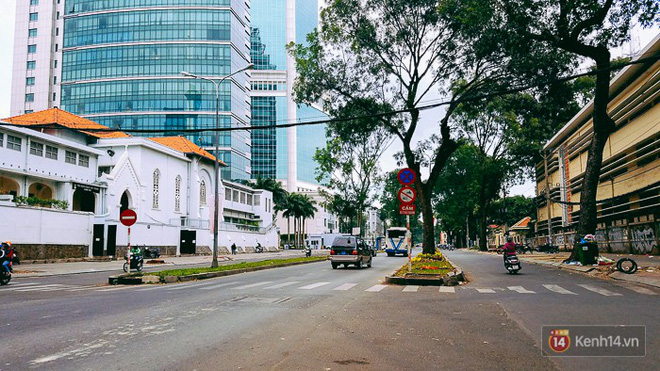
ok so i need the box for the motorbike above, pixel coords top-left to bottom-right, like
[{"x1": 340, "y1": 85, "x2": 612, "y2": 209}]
[
  {"x1": 504, "y1": 254, "x2": 521, "y2": 274},
  {"x1": 255, "y1": 244, "x2": 264, "y2": 253},
  {"x1": 305, "y1": 247, "x2": 312, "y2": 257},
  {"x1": 0, "y1": 251, "x2": 15, "y2": 285},
  {"x1": 123, "y1": 253, "x2": 144, "y2": 272},
  {"x1": 143, "y1": 246, "x2": 161, "y2": 259}
]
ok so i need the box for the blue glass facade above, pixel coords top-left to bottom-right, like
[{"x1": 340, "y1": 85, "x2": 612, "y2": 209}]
[
  {"x1": 250, "y1": 0, "x2": 326, "y2": 185},
  {"x1": 60, "y1": 0, "x2": 251, "y2": 181}
]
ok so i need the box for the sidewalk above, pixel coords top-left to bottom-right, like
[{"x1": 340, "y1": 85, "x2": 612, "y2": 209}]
[
  {"x1": 473, "y1": 250, "x2": 660, "y2": 289},
  {"x1": 12, "y1": 250, "x2": 321, "y2": 278}
]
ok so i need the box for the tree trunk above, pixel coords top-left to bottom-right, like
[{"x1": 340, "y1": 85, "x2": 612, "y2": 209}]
[
  {"x1": 479, "y1": 209, "x2": 488, "y2": 251},
  {"x1": 287, "y1": 217, "x2": 291, "y2": 245},
  {"x1": 570, "y1": 54, "x2": 616, "y2": 260},
  {"x1": 418, "y1": 185, "x2": 435, "y2": 254}
]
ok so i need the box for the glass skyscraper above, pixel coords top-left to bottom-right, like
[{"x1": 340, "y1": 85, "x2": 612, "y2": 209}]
[
  {"x1": 250, "y1": 0, "x2": 327, "y2": 190},
  {"x1": 58, "y1": 0, "x2": 252, "y2": 180}
]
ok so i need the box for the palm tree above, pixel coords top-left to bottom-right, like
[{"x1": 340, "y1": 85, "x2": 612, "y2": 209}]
[{"x1": 253, "y1": 177, "x2": 288, "y2": 213}]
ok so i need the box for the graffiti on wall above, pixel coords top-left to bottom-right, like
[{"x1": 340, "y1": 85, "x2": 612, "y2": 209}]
[
  {"x1": 607, "y1": 227, "x2": 627, "y2": 253},
  {"x1": 630, "y1": 225, "x2": 657, "y2": 254},
  {"x1": 595, "y1": 229, "x2": 608, "y2": 252}
]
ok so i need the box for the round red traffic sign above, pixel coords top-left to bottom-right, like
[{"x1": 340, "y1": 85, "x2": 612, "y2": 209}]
[
  {"x1": 120, "y1": 209, "x2": 137, "y2": 227},
  {"x1": 397, "y1": 186, "x2": 416, "y2": 204},
  {"x1": 397, "y1": 168, "x2": 416, "y2": 185}
]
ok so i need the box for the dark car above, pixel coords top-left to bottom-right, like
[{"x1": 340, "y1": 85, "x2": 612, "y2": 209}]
[{"x1": 330, "y1": 236, "x2": 373, "y2": 269}]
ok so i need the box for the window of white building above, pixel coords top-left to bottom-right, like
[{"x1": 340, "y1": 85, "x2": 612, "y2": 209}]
[
  {"x1": 175, "y1": 176, "x2": 181, "y2": 212},
  {"x1": 7, "y1": 136, "x2": 21, "y2": 151},
  {"x1": 78, "y1": 154, "x2": 89, "y2": 167},
  {"x1": 65, "y1": 150, "x2": 77, "y2": 164},
  {"x1": 200, "y1": 180, "x2": 207, "y2": 206},
  {"x1": 152, "y1": 170, "x2": 160, "y2": 209},
  {"x1": 45, "y1": 145, "x2": 58, "y2": 160},
  {"x1": 29, "y1": 141, "x2": 44, "y2": 156}
]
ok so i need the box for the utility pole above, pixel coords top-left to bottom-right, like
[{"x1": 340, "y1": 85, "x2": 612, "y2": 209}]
[{"x1": 465, "y1": 214, "x2": 470, "y2": 248}]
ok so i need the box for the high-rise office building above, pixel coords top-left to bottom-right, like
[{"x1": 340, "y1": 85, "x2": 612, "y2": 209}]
[
  {"x1": 11, "y1": 0, "x2": 252, "y2": 181},
  {"x1": 250, "y1": 0, "x2": 327, "y2": 191}
]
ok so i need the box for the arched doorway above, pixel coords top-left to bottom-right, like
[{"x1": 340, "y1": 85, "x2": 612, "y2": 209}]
[
  {"x1": 73, "y1": 188, "x2": 95, "y2": 212},
  {"x1": 28, "y1": 182, "x2": 53, "y2": 199},
  {"x1": 0, "y1": 176, "x2": 19, "y2": 197},
  {"x1": 120, "y1": 190, "x2": 131, "y2": 213}
]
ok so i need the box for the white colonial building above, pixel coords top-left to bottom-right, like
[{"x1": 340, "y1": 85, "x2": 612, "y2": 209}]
[{"x1": 0, "y1": 109, "x2": 277, "y2": 260}]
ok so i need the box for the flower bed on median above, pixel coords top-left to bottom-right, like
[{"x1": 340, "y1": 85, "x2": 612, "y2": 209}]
[
  {"x1": 393, "y1": 252, "x2": 454, "y2": 277},
  {"x1": 144, "y1": 256, "x2": 328, "y2": 279}
]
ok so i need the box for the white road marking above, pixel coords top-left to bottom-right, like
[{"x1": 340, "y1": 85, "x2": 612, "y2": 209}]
[
  {"x1": 232, "y1": 281, "x2": 274, "y2": 290},
  {"x1": 198, "y1": 282, "x2": 241, "y2": 290},
  {"x1": 264, "y1": 281, "x2": 300, "y2": 289},
  {"x1": 365, "y1": 284, "x2": 387, "y2": 292},
  {"x1": 11, "y1": 284, "x2": 71, "y2": 292},
  {"x1": 475, "y1": 288, "x2": 496, "y2": 294},
  {"x1": 95, "y1": 286, "x2": 133, "y2": 292},
  {"x1": 578, "y1": 284, "x2": 622, "y2": 296},
  {"x1": 402, "y1": 286, "x2": 419, "y2": 292},
  {"x1": 6, "y1": 282, "x2": 40, "y2": 288},
  {"x1": 623, "y1": 286, "x2": 657, "y2": 295},
  {"x1": 438, "y1": 287, "x2": 455, "y2": 293},
  {"x1": 166, "y1": 280, "x2": 223, "y2": 290},
  {"x1": 298, "y1": 282, "x2": 330, "y2": 290},
  {"x1": 332, "y1": 283, "x2": 358, "y2": 291},
  {"x1": 543, "y1": 284, "x2": 577, "y2": 295},
  {"x1": 508, "y1": 286, "x2": 535, "y2": 294},
  {"x1": 68, "y1": 285, "x2": 104, "y2": 292}
]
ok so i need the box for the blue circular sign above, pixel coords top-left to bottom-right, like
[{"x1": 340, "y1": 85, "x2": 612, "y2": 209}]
[{"x1": 397, "y1": 168, "x2": 416, "y2": 185}]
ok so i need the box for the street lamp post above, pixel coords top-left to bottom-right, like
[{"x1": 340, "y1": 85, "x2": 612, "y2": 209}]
[{"x1": 181, "y1": 64, "x2": 253, "y2": 268}]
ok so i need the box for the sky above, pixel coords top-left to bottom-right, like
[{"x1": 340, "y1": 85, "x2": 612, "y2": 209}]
[{"x1": 0, "y1": 1, "x2": 655, "y2": 197}]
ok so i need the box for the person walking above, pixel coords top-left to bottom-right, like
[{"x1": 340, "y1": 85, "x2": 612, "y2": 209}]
[{"x1": 231, "y1": 243, "x2": 237, "y2": 255}]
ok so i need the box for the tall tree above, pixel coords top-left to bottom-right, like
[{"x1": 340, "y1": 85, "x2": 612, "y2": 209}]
[
  {"x1": 314, "y1": 100, "x2": 393, "y2": 236},
  {"x1": 446, "y1": 0, "x2": 659, "y2": 256},
  {"x1": 290, "y1": 0, "x2": 512, "y2": 254}
]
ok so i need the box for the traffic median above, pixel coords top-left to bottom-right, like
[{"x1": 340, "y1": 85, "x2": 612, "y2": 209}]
[{"x1": 108, "y1": 256, "x2": 328, "y2": 285}]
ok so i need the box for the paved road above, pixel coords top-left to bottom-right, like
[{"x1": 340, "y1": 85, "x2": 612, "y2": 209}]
[{"x1": 1, "y1": 249, "x2": 656, "y2": 370}]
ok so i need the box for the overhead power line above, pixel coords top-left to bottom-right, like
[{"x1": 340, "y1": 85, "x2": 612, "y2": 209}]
[{"x1": 1, "y1": 53, "x2": 658, "y2": 135}]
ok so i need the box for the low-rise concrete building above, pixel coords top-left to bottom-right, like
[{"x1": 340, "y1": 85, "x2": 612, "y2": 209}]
[
  {"x1": 535, "y1": 35, "x2": 660, "y2": 254},
  {"x1": 0, "y1": 108, "x2": 277, "y2": 259}
]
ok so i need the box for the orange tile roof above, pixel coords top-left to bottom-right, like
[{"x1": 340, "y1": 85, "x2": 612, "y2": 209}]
[
  {"x1": 511, "y1": 216, "x2": 532, "y2": 229},
  {"x1": 2, "y1": 108, "x2": 129, "y2": 139},
  {"x1": 149, "y1": 136, "x2": 223, "y2": 164}
]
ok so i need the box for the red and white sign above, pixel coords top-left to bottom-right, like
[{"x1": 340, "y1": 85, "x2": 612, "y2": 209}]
[
  {"x1": 399, "y1": 204, "x2": 416, "y2": 215},
  {"x1": 120, "y1": 209, "x2": 137, "y2": 227},
  {"x1": 397, "y1": 186, "x2": 416, "y2": 204}
]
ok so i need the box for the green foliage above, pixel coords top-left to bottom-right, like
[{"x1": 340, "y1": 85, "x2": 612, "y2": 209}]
[
  {"x1": 488, "y1": 196, "x2": 536, "y2": 227},
  {"x1": 252, "y1": 177, "x2": 289, "y2": 212},
  {"x1": 14, "y1": 196, "x2": 68, "y2": 210}
]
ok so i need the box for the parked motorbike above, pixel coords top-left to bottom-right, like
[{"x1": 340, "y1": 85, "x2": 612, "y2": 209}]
[
  {"x1": 504, "y1": 254, "x2": 521, "y2": 274},
  {"x1": 143, "y1": 246, "x2": 161, "y2": 259},
  {"x1": 123, "y1": 253, "x2": 144, "y2": 272},
  {"x1": 305, "y1": 247, "x2": 312, "y2": 257}
]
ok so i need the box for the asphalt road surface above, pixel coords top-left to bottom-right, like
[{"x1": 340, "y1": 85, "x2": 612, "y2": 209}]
[{"x1": 1, "y1": 249, "x2": 657, "y2": 370}]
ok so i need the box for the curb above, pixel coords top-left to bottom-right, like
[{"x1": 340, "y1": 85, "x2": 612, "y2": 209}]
[{"x1": 109, "y1": 257, "x2": 328, "y2": 285}]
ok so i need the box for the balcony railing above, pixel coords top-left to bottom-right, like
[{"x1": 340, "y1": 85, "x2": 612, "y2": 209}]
[{"x1": 171, "y1": 217, "x2": 210, "y2": 229}]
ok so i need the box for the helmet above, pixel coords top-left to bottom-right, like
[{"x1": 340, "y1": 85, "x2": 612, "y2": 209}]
[
  {"x1": 583, "y1": 234, "x2": 595, "y2": 242},
  {"x1": 1, "y1": 241, "x2": 10, "y2": 247}
]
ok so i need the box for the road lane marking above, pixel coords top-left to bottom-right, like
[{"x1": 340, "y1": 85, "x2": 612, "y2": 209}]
[
  {"x1": 623, "y1": 286, "x2": 657, "y2": 295},
  {"x1": 578, "y1": 284, "x2": 623, "y2": 296},
  {"x1": 332, "y1": 283, "x2": 357, "y2": 291},
  {"x1": 198, "y1": 282, "x2": 241, "y2": 290},
  {"x1": 68, "y1": 285, "x2": 105, "y2": 291},
  {"x1": 264, "y1": 281, "x2": 300, "y2": 289},
  {"x1": 166, "y1": 280, "x2": 224, "y2": 290},
  {"x1": 6, "y1": 282, "x2": 40, "y2": 288},
  {"x1": 11, "y1": 284, "x2": 71, "y2": 291},
  {"x1": 232, "y1": 281, "x2": 274, "y2": 290},
  {"x1": 95, "y1": 286, "x2": 133, "y2": 292},
  {"x1": 136, "y1": 285, "x2": 170, "y2": 292},
  {"x1": 508, "y1": 286, "x2": 535, "y2": 294},
  {"x1": 543, "y1": 284, "x2": 577, "y2": 295},
  {"x1": 438, "y1": 287, "x2": 455, "y2": 293},
  {"x1": 475, "y1": 288, "x2": 496, "y2": 294},
  {"x1": 402, "y1": 286, "x2": 419, "y2": 292},
  {"x1": 365, "y1": 285, "x2": 387, "y2": 292},
  {"x1": 299, "y1": 282, "x2": 330, "y2": 290}
]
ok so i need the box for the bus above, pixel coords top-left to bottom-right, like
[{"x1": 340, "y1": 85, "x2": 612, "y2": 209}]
[{"x1": 385, "y1": 227, "x2": 411, "y2": 257}]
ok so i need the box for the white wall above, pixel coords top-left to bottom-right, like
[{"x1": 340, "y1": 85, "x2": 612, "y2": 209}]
[{"x1": 0, "y1": 204, "x2": 93, "y2": 246}]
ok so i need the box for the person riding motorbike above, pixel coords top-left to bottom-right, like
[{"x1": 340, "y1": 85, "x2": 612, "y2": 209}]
[
  {"x1": 1, "y1": 241, "x2": 15, "y2": 274},
  {"x1": 130, "y1": 245, "x2": 142, "y2": 257},
  {"x1": 502, "y1": 237, "x2": 517, "y2": 262}
]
